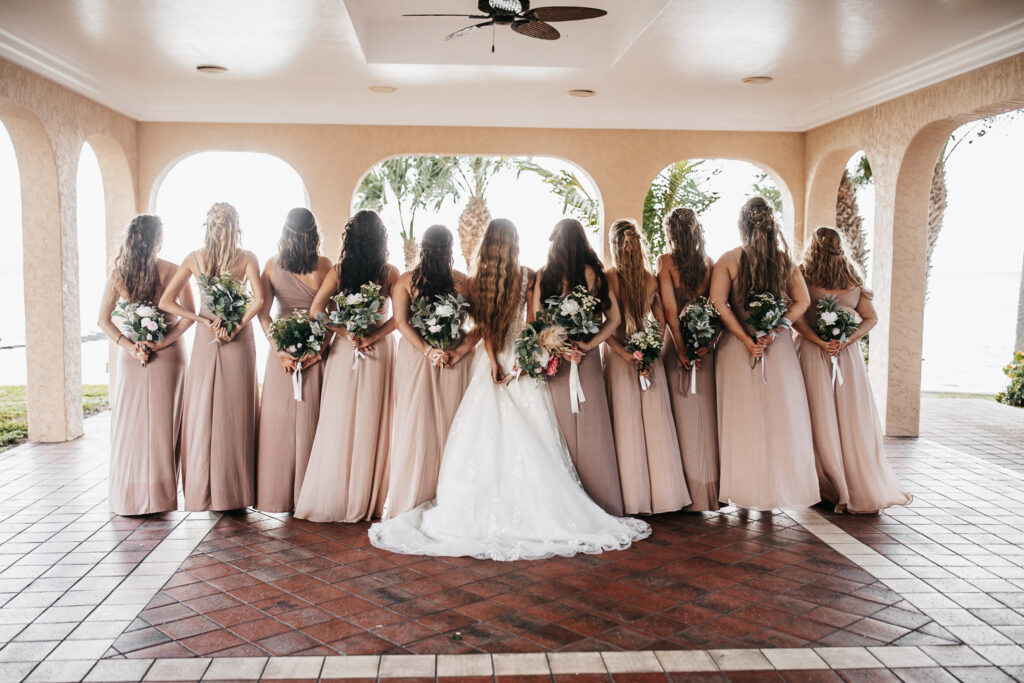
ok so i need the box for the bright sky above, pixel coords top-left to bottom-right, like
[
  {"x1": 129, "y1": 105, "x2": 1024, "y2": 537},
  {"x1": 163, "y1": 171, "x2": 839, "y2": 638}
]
[{"x1": 0, "y1": 115, "x2": 1022, "y2": 392}]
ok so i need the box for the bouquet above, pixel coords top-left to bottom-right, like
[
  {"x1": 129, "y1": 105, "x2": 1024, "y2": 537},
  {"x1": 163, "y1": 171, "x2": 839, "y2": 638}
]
[
  {"x1": 329, "y1": 282, "x2": 385, "y2": 368},
  {"x1": 111, "y1": 300, "x2": 168, "y2": 366},
  {"x1": 625, "y1": 319, "x2": 664, "y2": 391},
  {"x1": 745, "y1": 291, "x2": 792, "y2": 379},
  {"x1": 815, "y1": 294, "x2": 862, "y2": 388},
  {"x1": 268, "y1": 310, "x2": 327, "y2": 400},
  {"x1": 544, "y1": 285, "x2": 601, "y2": 413},
  {"x1": 680, "y1": 296, "x2": 720, "y2": 394},
  {"x1": 410, "y1": 293, "x2": 470, "y2": 362},
  {"x1": 197, "y1": 273, "x2": 252, "y2": 337},
  {"x1": 513, "y1": 315, "x2": 570, "y2": 381}
]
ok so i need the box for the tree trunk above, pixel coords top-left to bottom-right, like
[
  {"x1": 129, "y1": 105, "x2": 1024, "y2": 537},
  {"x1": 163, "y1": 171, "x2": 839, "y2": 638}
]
[
  {"x1": 1016, "y1": 248, "x2": 1024, "y2": 352},
  {"x1": 458, "y1": 193, "x2": 491, "y2": 268},
  {"x1": 925, "y1": 158, "x2": 947, "y2": 297},
  {"x1": 402, "y1": 235, "x2": 418, "y2": 270},
  {"x1": 834, "y1": 170, "x2": 869, "y2": 273}
]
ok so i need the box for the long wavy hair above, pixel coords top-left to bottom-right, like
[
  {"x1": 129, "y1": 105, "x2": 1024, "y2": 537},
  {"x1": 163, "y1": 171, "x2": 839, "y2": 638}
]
[
  {"x1": 665, "y1": 207, "x2": 709, "y2": 297},
  {"x1": 539, "y1": 218, "x2": 609, "y2": 312},
  {"x1": 336, "y1": 209, "x2": 389, "y2": 294},
  {"x1": 277, "y1": 207, "x2": 320, "y2": 274},
  {"x1": 736, "y1": 197, "x2": 794, "y2": 303},
  {"x1": 410, "y1": 225, "x2": 456, "y2": 300},
  {"x1": 469, "y1": 218, "x2": 522, "y2": 351},
  {"x1": 609, "y1": 219, "x2": 651, "y2": 336},
  {"x1": 200, "y1": 202, "x2": 243, "y2": 275},
  {"x1": 112, "y1": 214, "x2": 163, "y2": 303},
  {"x1": 800, "y1": 226, "x2": 864, "y2": 291}
]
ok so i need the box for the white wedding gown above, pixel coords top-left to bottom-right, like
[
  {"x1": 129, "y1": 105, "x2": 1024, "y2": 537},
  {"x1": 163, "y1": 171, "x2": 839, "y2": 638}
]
[{"x1": 369, "y1": 288, "x2": 650, "y2": 561}]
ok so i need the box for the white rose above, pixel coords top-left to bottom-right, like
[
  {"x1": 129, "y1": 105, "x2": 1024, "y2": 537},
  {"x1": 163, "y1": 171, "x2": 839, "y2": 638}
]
[
  {"x1": 820, "y1": 311, "x2": 838, "y2": 325},
  {"x1": 434, "y1": 304, "x2": 454, "y2": 317},
  {"x1": 345, "y1": 293, "x2": 362, "y2": 305},
  {"x1": 559, "y1": 299, "x2": 581, "y2": 316},
  {"x1": 141, "y1": 318, "x2": 159, "y2": 331},
  {"x1": 287, "y1": 345, "x2": 297, "y2": 353},
  {"x1": 535, "y1": 350, "x2": 550, "y2": 367},
  {"x1": 428, "y1": 324, "x2": 443, "y2": 334},
  {"x1": 426, "y1": 317, "x2": 437, "y2": 327},
  {"x1": 832, "y1": 327, "x2": 841, "y2": 336},
  {"x1": 136, "y1": 305, "x2": 155, "y2": 317}
]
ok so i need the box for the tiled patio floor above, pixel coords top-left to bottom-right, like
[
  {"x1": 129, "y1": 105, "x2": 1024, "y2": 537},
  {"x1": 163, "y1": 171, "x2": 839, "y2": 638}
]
[{"x1": 0, "y1": 398, "x2": 1023, "y2": 681}]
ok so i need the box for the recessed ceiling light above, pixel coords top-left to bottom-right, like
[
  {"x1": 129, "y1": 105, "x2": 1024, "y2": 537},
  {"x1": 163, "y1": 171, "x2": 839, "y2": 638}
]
[
  {"x1": 742, "y1": 76, "x2": 773, "y2": 85},
  {"x1": 568, "y1": 89, "x2": 596, "y2": 98},
  {"x1": 196, "y1": 64, "x2": 228, "y2": 75},
  {"x1": 369, "y1": 85, "x2": 397, "y2": 93}
]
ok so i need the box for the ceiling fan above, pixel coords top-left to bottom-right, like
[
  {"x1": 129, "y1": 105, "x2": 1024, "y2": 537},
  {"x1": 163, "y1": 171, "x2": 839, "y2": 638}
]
[{"x1": 403, "y1": 1, "x2": 607, "y2": 51}]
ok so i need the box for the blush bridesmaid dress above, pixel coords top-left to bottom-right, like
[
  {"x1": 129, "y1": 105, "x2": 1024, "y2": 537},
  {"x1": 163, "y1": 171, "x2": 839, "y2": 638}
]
[
  {"x1": 295, "y1": 284, "x2": 395, "y2": 523},
  {"x1": 715, "y1": 284, "x2": 819, "y2": 511},
  {"x1": 179, "y1": 264, "x2": 259, "y2": 512},
  {"x1": 795, "y1": 285, "x2": 912, "y2": 513},
  {"x1": 255, "y1": 259, "x2": 324, "y2": 513},
  {"x1": 108, "y1": 275, "x2": 186, "y2": 516}
]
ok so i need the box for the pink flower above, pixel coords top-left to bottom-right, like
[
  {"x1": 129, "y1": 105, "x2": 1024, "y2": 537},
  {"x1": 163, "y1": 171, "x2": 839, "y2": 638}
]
[
  {"x1": 545, "y1": 356, "x2": 561, "y2": 376},
  {"x1": 633, "y1": 351, "x2": 643, "y2": 361}
]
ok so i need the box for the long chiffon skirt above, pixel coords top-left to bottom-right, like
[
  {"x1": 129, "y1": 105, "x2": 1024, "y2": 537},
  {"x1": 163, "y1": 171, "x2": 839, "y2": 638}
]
[
  {"x1": 548, "y1": 353, "x2": 624, "y2": 516},
  {"x1": 664, "y1": 350, "x2": 720, "y2": 511},
  {"x1": 108, "y1": 340, "x2": 185, "y2": 515},
  {"x1": 383, "y1": 340, "x2": 473, "y2": 519},
  {"x1": 715, "y1": 333, "x2": 819, "y2": 511},
  {"x1": 795, "y1": 338, "x2": 912, "y2": 513},
  {"x1": 255, "y1": 355, "x2": 324, "y2": 513},
  {"x1": 604, "y1": 349, "x2": 690, "y2": 514},
  {"x1": 180, "y1": 323, "x2": 258, "y2": 511},
  {"x1": 295, "y1": 336, "x2": 395, "y2": 523}
]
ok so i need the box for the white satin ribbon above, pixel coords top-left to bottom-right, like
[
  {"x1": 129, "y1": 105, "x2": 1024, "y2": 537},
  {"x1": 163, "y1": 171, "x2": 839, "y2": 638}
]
[
  {"x1": 292, "y1": 361, "x2": 304, "y2": 401},
  {"x1": 569, "y1": 360, "x2": 586, "y2": 414},
  {"x1": 638, "y1": 374, "x2": 651, "y2": 392},
  {"x1": 831, "y1": 356, "x2": 844, "y2": 389},
  {"x1": 760, "y1": 349, "x2": 768, "y2": 384},
  {"x1": 690, "y1": 365, "x2": 698, "y2": 395},
  {"x1": 351, "y1": 348, "x2": 366, "y2": 370}
]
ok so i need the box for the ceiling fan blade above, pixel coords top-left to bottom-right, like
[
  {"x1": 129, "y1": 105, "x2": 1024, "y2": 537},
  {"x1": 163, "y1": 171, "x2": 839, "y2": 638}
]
[
  {"x1": 511, "y1": 19, "x2": 560, "y2": 40},
  {"x1": 525, "y1": 6, "x2": 607, "y2": 22},
  {"x1": 444, "y1": 21, "x2": 495, "y2": 41},
  {"x1": 403, "y1": 13, "x2": 489, "y2": 18}
]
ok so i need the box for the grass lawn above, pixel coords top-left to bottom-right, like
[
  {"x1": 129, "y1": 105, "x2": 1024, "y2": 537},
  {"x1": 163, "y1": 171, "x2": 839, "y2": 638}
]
[{"x1": 0, "y1": 385, "x2": 109, "y2": 450}]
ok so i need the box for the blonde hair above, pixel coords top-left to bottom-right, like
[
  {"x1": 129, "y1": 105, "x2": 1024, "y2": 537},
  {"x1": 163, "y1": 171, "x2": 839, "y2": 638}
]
[
  {"x1": 800, "y1": 226, "x2": 863, "y2": 290},
  {"x1": 200, "y1": 202, "x2": 242, "y2": 275},
  {"x1": 609, "y1": 219, "x2": 651, "y2": 336},
  {"x1": 470, "y1": 219, "x2": 522, "y2": 352},
  {"x1": 665, "y1": 207, "x2": 708, "y2": 297},
  {"x1": 736, "y1": 197, "x2": 793, "y2": 302}
]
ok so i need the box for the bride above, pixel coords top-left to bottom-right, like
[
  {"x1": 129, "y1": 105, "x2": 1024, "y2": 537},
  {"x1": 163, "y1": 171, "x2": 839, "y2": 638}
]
[{"x1": 369, "y1": 219, "x2": 651, "y2": 561}]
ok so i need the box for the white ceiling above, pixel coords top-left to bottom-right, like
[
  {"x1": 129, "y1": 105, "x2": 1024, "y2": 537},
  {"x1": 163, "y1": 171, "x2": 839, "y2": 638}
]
[{"x1": 0, "y1": 0, "x2": 1022, "y2": 131}]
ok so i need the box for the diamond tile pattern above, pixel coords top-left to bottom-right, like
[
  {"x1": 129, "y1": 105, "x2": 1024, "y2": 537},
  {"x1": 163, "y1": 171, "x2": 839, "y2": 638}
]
[{"x1": 108, "y1": 508, "x2": 956, "y2": 658}]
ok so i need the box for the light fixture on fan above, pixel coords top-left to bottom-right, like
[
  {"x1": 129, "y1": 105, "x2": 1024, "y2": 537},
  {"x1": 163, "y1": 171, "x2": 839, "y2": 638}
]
[{"x1": 404, "y1": 1, "x2": 607, "y2": 52}]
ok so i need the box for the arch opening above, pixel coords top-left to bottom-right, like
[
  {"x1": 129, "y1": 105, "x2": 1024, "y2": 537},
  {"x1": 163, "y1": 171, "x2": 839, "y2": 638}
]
[
  {"x1": 77, "y1": 141, "x2": 108, "y2": 389},
  {"x1": 0, "y1": 120, "x2": 27, "y2": 446}
]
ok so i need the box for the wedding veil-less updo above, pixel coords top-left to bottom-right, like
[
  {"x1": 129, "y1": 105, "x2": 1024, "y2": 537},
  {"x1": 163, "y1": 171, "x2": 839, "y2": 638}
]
[
  {"x1": 336, "y1": 209, "x2": 389, "y2": 294},
  {"x1": 277, "y1": 207, "x2": 320, "y2": 275},
  {"x1": 470, "y1": 218, "x2": 522, "y2": 352},
  {"x1": 736, "y1": 197, "x2": 794, "y2": 302},
  {"x1": 112, "y1": 214, "x2": 163, "y2": 303},
  {"x1": 411, "y1": 225, "x2": 456, "y2": 300},
  {"x1": 201, "y1": 202, "x2": 243, "y2": 276},
  {"x1": 665, "y1": 207, "x2": 709, "y2": 297},
  {"x1": 800, "y1": 226, "x2": 863, "y2": 291},
  {"x1": 608, "y1": 219, "x2": 650, "y2": 336}
]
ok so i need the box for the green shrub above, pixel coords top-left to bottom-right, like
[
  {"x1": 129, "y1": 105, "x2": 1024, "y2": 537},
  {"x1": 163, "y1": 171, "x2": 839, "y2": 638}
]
[{"x1": 996, "y1": 351, "x2": 1024, "y2": 407}]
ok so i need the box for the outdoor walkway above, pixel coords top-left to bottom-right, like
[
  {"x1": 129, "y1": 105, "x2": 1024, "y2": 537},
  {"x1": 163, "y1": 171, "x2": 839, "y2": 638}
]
[{"x1": 0, "y1": 398, "x2": 1022, "y2": 681}]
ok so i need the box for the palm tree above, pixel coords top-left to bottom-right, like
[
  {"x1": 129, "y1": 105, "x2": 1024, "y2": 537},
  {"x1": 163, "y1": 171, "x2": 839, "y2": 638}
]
[
  {"x1": 835, "y1": 169, "x2": 870, "y2": 273},
  {"x1": 450, "y1": 157, "x2": 506, "y2": 267},
  {"x1": 643, "y1": 160, "x2": 720, "y2": 266},
  {"x1": 513, "y1": 159, "x2": 601, "y2": 231}
]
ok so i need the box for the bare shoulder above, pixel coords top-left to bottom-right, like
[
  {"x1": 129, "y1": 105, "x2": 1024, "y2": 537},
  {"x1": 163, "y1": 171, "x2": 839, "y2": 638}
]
[
  {"x1": 262, "y1": 256, "x2": 276, "y2": 274},
  {"x1": 396, "y1": 270, "x2": 414, "y2": 287},
  {"x1": 387, "y1": 263, "x2": 401, "y2": 281},
  {"x1": 656, "y1": 253, "x2": 673, "y2": 274},
  {"x1": 716, "y1": 248, "x2": 742, "y2": 267},
  {"x1": 524, "y1": 266, "x2": 537, "y2": 288}
]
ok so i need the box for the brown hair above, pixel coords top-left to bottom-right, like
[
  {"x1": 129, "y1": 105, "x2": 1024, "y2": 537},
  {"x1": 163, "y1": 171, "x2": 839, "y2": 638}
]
[
  {"x1": 336, "y1": 209, "x2": 389, "y2": 294},
  {"x1": 540, "y1": 218, "x2": 610, "y2": 312},
  {"x1": 736, "y1": 197, "x2": 794, "y2": 302},
  {"x1": 277, "y1": 207, "x2": 320, "y2": 275},
  {"x1": 665, "y1": 207, "x2": 708, "y2": 297},
  {"x1": 609, "y1": 219, "x2": 651, "y2": 336},
  {"x1": 800, "y1": 226, "x2": 864, "y2": 291},
  {"x1": 411, "y1": 225, "x2": 455, "y2": 300},
  {"x1": 112, "y1": 214, "x2": 162, "y2": 303},
  {"x1": 469, "y1": 218, "x2": 522, "y2": 351},
  {"x1": 200, "y1": 202, "x2": 243, "y2": 276}
]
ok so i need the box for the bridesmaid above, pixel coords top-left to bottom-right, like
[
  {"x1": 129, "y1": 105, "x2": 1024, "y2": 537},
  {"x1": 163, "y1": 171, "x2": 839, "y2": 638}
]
[
  {"x1": 159, "y1": 202, "x2": 264, "y2": 512},
  {"x1": 295, "y1": 209, "x2": 399, "y2": 523},
  {"x1": 793, "y1": 227, "x2": 912, "y2": 513},
  {"x1": 657, "y1": 208, "x2": 720, "y2": 511},
  {"x1": 254, "y1": 208, "x2": 332, "y2": 513},
  {"x1": 709, "y1": 197, "x2": 819, "y2": 511},
  {"x1": 383, "y1": 225, "x2": 477, "y2": 519},
  {"x1": 99, "y1": 215, "x2": 194, "y2": 515},
  {"x1": 603, "y1": 220, "x2": 691, "y2": 514},
  {"x1": 532, "y1": 218, "x2": 624, "y2": 516}
]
